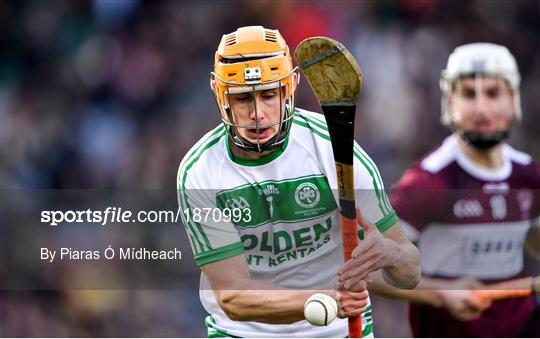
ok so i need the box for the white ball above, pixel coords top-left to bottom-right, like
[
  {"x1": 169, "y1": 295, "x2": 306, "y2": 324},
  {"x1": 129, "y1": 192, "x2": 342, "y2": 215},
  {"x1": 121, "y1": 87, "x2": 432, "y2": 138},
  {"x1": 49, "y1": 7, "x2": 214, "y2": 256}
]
[{"x1": 304, "y1": 293, "x2": 338, "y2": 326}]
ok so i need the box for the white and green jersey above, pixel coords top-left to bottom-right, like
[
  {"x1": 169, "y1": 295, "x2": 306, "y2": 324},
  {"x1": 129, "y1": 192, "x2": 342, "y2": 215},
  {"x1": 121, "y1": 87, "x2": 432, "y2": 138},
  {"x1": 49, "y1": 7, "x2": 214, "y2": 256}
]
[{"x1": 177, "y1": 108, "x2": 397, "y2": 338}]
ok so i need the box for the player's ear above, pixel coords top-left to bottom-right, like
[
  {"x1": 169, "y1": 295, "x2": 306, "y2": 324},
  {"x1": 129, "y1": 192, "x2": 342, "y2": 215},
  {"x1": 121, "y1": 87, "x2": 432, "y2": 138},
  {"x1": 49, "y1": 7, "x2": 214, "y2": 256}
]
[
  {"x1": 293, "y1": 72, "x2": 300, "y2": 87},
  {"x1": 290, "y1": 72, "x2": 300, "y2": 93},
  {"x1": 448, "y1": 93, "x2": 455, "y2": 111}
]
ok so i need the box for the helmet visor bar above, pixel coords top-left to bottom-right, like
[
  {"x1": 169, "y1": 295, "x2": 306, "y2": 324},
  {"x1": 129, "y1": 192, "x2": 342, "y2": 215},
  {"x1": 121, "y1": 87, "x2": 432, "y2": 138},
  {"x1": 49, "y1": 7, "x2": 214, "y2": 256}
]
[
  {"x1": 227, "y1": 82, "x2": 280, "y2": 94},
  {"x1": 221, "y1": 51, "x2": 285, "y2": 60},
  {"x1": 212, "y1": 66, "x2": 298, "y2": 91}
]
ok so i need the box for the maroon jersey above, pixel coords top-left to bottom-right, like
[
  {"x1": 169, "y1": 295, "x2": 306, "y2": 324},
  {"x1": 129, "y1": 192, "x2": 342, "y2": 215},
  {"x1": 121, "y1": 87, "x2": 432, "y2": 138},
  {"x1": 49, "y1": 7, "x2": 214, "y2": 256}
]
[{"x1": 391, "y1": 135, "x2": 540, "y2": 337}]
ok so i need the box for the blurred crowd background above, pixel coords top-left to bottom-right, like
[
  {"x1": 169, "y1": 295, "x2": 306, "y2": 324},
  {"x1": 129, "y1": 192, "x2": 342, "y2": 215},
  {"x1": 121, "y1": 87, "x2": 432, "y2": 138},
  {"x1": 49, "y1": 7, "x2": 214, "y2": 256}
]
[{"x1": 1, "y1": 0, "x2": 540, "y2": 337}]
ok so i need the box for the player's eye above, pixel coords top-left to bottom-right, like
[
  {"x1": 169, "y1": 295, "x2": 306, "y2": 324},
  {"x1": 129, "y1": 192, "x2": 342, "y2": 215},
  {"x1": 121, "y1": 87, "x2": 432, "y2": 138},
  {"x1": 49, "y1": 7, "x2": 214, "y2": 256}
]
[
  {"x1": 486, "y1": 87, "x2": 500, "y2": 99},
  {"x1": 235, "y1": 95, "x2": 252, "y2": 102},
  {"x1": 461, "y1": 88, "x2": 476, "y2": 99}
]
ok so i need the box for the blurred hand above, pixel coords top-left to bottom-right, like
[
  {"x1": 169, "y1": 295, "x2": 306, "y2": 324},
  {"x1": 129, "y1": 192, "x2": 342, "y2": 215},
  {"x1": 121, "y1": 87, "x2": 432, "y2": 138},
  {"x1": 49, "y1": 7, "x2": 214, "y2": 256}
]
[
  {"x1": 338, "y1": 209, "x2": 399, "y2": 291},
  {"x1": 438, "y1": 277, "x2": 492, "y2": 322}
]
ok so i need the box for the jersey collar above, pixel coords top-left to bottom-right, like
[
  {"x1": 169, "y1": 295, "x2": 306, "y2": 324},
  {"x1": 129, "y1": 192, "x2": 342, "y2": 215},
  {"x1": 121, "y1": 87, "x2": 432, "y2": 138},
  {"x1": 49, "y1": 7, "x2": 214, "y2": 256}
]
[
  {"x1": 453, "y1": 135, "x2": 512, "y2": 181},
  {"x1": 226, "y1": 134, "x2": 289, "y2": 166}
]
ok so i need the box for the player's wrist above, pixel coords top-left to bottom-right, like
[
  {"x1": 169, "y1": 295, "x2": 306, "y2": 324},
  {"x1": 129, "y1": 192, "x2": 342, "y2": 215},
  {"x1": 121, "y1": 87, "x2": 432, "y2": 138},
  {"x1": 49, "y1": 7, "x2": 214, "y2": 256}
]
[
  {"x1": 435, "y1": 289, "x2": 455, "y2": 308},
  {"x1": 311, "y1": 289, "x2": 339, "y2": 305},
  {"x1": 318, "y1": 290, "x2": 342, "y2": 316},
  {"x1": 381, "y1": 237, "x2": 401, "y2": 269}
]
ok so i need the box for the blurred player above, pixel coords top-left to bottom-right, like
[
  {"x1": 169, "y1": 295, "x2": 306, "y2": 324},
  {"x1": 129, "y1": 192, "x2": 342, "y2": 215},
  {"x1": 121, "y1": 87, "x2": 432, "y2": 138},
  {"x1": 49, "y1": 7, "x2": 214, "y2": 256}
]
[
  {"x1": 370, "y1": 43, "x2": 540, "y2": 337},
  {"x1": 177, "y1": 26, "x2": 420, "y2": 337}
]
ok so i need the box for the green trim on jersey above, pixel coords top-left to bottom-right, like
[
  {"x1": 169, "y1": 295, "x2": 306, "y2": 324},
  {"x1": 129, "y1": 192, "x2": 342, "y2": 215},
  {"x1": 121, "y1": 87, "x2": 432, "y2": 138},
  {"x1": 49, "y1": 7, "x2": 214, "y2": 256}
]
[
  {"x1": 195, "y1": 242, "x2": 245, "y2": 267},
  {"x1": 206, "y1": 315, "x2": 240, "y2": 338},
  {"x1": 359, "y1": 304, "x2": 374, "y2": 337},
  {"x1": 292, "y1": 110, "x2": 396, "y2": 229},
  {"x1": 362, "y1": 324, "x2": 374, "y2": 337},
  {"x1": 208, "y1": 328, "x2": 235, "y2": 338},
  {"x1": 177, "y1": 125, "x2": 226, "y2": 255},
  {"x1": 376, "y1": 210, "x2": 398, "y2": 232},
  {"x1": 226, "y1": 133, "x2": 290, "y2": 166},
  {"x1": 358, "y1": 211, "x2": 398, "y2": 240}
]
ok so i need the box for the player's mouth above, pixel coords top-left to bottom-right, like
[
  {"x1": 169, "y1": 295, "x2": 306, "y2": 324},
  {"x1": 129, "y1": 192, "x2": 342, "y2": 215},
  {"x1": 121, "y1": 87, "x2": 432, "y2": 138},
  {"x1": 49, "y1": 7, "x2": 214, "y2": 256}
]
[
  {"x1": 246, "y1": 127, "x2": 273, "y2": 142},
  {"x1": 473, "y1": 121, "x2": 497, "y2": 133}
]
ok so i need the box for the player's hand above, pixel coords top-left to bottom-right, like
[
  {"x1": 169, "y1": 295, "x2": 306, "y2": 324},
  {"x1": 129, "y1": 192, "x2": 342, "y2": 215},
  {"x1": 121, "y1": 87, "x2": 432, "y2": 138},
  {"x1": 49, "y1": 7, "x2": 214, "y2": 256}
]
[
  {"x1": 438, "y1": 277, "x2": 492, "y2": 322},
  {"x1": 337, "y1": 209, "x2": 399, "y2": 291},
  {"x1": 333, "y1": 288, "x2": 369, "y2": 318}
]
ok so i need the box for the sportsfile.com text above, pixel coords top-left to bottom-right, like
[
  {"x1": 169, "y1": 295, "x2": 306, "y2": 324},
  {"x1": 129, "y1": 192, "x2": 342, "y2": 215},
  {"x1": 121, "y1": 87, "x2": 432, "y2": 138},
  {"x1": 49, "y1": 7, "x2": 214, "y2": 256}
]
[{"x1": 40, "y1": 207, "x2": 250, "y2": 226}]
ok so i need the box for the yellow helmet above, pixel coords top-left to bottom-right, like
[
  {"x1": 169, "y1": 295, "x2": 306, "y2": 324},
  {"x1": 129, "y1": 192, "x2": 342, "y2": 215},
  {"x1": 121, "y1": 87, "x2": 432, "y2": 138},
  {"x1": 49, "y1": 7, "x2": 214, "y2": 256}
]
[{"x1": 211, "y1": 26, "x2": 298, "y2": 152}]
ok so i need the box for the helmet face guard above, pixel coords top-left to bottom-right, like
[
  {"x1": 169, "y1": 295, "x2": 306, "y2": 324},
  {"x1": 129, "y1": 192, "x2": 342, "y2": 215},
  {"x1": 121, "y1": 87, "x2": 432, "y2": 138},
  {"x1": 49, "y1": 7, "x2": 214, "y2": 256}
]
[
  {"x1": 211, "y1": 26, "x2": 298, "y2": 153},
  {"x1": 440, "y1": 43, "x2": 521, "y2": 149},
  {"x1": 211, "y1": 64, "x2": 298, "y2": 153}
]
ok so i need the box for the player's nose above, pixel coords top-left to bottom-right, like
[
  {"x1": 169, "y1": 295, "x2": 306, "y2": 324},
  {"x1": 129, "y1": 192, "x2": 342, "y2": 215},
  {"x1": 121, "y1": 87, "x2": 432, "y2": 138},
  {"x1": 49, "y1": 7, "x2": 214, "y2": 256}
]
[
  {"x1": 474, "y1": 93, "x2": 492, "y2": 117},
  {"x1": 249, "y1": 107, "x2": 265, "y2": 122},
  {"x1": 250, "y1": 97, "x2": 268, "y2": 121}
]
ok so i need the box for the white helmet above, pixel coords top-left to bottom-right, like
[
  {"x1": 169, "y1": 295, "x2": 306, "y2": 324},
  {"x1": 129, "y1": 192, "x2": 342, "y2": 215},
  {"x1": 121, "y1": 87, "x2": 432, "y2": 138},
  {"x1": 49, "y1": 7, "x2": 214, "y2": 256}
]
[{"x1": 440, "y1": 42, "x2": 522, "y2": 126}]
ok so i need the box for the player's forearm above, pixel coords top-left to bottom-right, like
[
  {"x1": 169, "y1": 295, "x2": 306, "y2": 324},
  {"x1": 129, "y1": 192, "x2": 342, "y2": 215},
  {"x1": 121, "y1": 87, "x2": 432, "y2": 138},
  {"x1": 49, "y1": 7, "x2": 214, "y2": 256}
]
[
  {"x1": 369, "y1": 272, "x2": 445, "y2": 307},
  {"x1": 381, "y1": 240, "x2": 421, "y2": 289},
  {"x1": 216, "y1": 278, "x2": 332, "y2": 324}
]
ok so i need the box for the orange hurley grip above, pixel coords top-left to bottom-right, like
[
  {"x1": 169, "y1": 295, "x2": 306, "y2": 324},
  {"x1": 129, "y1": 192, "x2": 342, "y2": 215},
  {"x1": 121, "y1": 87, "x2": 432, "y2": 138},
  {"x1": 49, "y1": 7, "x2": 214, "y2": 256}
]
[
  {"x1": 340, "y1": 215, "x2": 358, "y2": 260},
  {"x1": 473, "y1": 276, "x2": 534, "y2": 301},
  {"x1": 348, "y1": 315, "x2": 362, "y2": 338},
  {"x1": 340, "y1": 214, "x2": 362, "y2": 338},
  {"x1": 474, "y1": 289, "x2": 532, "y2": 301}
]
